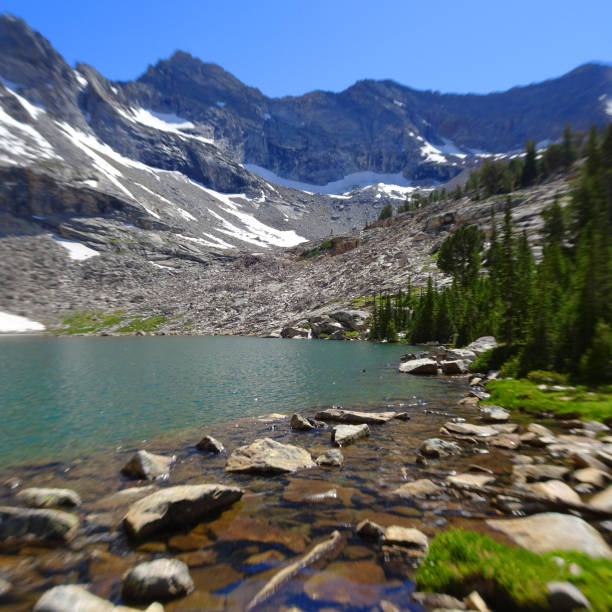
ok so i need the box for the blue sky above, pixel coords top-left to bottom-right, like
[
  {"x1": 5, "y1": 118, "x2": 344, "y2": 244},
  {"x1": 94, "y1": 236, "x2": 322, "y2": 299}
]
[{"x1": 2, "y1": 0, "x2": 611, "y2": 97}]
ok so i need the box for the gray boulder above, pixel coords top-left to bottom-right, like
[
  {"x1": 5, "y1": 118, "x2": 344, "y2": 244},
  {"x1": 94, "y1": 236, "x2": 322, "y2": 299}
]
[
  {"x1": 315, "y1": 449, "x2": 344, "y2": 467},
  {"x1": 196, "y1": 435, "x2": 224, "y2": 454},
  {"x1": 398, "y1": 358, "x2": 438, "y2": 375},
  {"x1": 479, "y1": 405, "x2": 510, "y2": 423},
  {"x1": 123, "y1": 484, "x2": 243, "y2": 539},
  {"x1": 315, "y1": 407, "x2": 397, "y2": 424},
  {"x1": 329, "y1": 310, "x2": 370, "y2": 331},
  {"x1": 309, "y1": 315, "x2": 344, "y2": 337},
  {"x1": 16, "y1": 487, "x2": 81, "y2": 509},
  {"x1": 0, "y1": 506, "x2": 78, "y2": 545},
  {"x1": 487, "y1": 512, "x2": 612, "y2": 558},
  {"x1": 33, "y1": 585, "x2": 164, "y2": 611},
  {"x1": 443, "y1": 422, "x2": 498, "y2": 437},
  {"x1": 280, "y1": 326, "x2": 309, "y2": 339},
  {"x1": 331, "y1": 424, "x2": 370, "y2": 447},
  {"x1": 121, "y1": 450, "x2": 175, "y2": 480},
  {"x1": 122, "y1": 559, "x2": 193, "y2": 603},
  {"x1": 465, "y1": 336, "x2": 497, "y2": 356},
  {"x1": 225, "y1": 438, "x2": 314, "y2": 474},
  {"x1": 420, "y1": 438, "x2": 462, "y2": 458},
  {"x1": 440, "y1": 360, "x2": 470, "y2": 375}
]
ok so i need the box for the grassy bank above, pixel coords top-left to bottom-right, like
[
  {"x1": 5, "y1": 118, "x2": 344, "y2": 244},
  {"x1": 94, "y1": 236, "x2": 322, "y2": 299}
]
[
  {"x1": 54, "y1": 310, "x2": 168, "y2": 335},
  {"x1": 416, "y1": 530, "x2": 612, "y2": 611},
  {"x1": 485, "y1": 378, "x2": 612, "y2": 423}
]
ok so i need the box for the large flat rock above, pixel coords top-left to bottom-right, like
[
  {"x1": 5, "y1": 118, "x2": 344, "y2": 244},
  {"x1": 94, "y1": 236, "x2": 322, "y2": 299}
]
[
  {"x1": 444, "y1": 422, "x2": 499, "y2": 437},
  {"x1": 398, "y1": 358, "x2": 438, "y2": 375},
  {"x1": 0, "y1": 506, "x2": 79, "y2": 546},
  {"x1": 315, "y1": 408, "x2": 397, "y2": 424},
  {"x1": 331, "y1": 424, "x2": 370, "y2": 447},
  {"x1": 225, "y1": 438, "x2": 314, "y2": 474},
  {"x1": 123, "y1": 484, "x2": 243, "y2": 539},
  {"x1": 16, "y1": 487, "x2": 81, "y2": 509},
  {"x1": 487, "y1": 512, "x2": 612, "y2": 558},
  {"x1": 33, "y1": 585, "x2": 164, "y2": 611}
]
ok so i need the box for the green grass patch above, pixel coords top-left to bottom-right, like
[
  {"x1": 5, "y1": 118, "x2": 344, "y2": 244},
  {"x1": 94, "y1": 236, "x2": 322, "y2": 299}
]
[
  {"x1": 301, "y1": 238, "x2": 334, "y2": 259},
  {"x1": 485, "y1": 378, "x2": 612, "y2": 423},
  {"x1": 416, "y1": 529, "x2": 612, "y2": 611},
  {"x1": 116, "y1": 316, "x2": 167, "y2": 333},
  {"x1": 55, "y1": 310, "x2": 126, "y2": 335},
  {"x1": 345, "y1": 330, "x2": 360, "y2": 339}
]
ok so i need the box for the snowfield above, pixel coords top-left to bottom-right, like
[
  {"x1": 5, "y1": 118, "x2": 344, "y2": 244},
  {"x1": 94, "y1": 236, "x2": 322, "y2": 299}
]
[{"x1": 0, "y1": 311, "x2": 45, "y2": 332}]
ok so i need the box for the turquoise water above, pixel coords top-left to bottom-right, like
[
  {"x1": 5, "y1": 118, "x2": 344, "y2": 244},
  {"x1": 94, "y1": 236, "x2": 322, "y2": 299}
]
[{"x1": 0, "y1": 336, "x2": 450, "y2": 466}]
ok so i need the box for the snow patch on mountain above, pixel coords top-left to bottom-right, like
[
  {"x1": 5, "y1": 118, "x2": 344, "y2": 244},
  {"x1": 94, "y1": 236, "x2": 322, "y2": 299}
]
[
  {"x1": 52, "y1": 235, "x2": 99, "y2": 260},
  {"x1": 0, "y1": 311, "x2": 45, "y2": 333},
  {"x1": 243, "y1": 164, "x2": 413, "y2": 194},
  {"x1": 0, "y1": 78, "x2": 46, "y2": 119},
  {"x1": 0, "y1": 106, "x2": 57, "y2": 163},
  {"x1": 606, "y1": 97, "x2": 612, "y2": 117}
]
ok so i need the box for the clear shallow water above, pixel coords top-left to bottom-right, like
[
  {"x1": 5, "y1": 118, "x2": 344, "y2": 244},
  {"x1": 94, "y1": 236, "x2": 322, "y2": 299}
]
[{"x1": 0, "y1": 336, "x2": 450, "y2": 466}]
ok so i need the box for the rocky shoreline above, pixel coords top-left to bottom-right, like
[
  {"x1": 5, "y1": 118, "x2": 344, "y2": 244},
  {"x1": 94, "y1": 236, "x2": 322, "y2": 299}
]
[{"x1": 0, "y1": 354, "x2": 610, "y2": 611}]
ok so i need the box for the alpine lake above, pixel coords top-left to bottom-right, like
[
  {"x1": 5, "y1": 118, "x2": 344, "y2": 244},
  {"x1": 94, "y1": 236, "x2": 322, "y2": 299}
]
[{"x1": 0, "y1": 335, "x2": 521, "y2": 611}]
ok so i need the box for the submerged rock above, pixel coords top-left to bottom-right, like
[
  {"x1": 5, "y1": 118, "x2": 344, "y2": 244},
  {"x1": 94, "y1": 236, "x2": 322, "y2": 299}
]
[
  {"x1": 0, "y1": 506, "x2": 79, "y2": 546},
  {"x1": 315, "y1": 407, "x2": 397, "y2": 424},
  {"x1": 487, "y1": 512, "x2": 612, "y2": 558},
  {"x1": 196, "y1": 435, "x2": 225, "y2": 454},
  {"x1": 315, "y1": 448, "x2": 344, "y2": 467},
  {"x1": 122, "y1": 559, "x2": 194, "y2": 603},
  {"x1": 331, "y1": 424, "x2": 370, "y2": 447},
  {"x1": 16, "y1": 487, "x2": 82, "y2": 509},
  {"x1": 420, "y1": 438, "x2": 462, "y2": 458},
  {"x1": 123, "y1": 484, "x2": 243, "y2": 539},
  {"x1": 121, "y1": 450, "x2": 175, "y2": 480},
  {"x1": 33, "y1": 585, "x2": 164, "y2": 611},
  {"x1": 225, "y1": 438, "x2": 314, "y2": 474},
  {"x1": 393, "y1": 479, "x2": 442, "y2": 499},
  {"x1": 398, "y1": 358, "x2": 438, "y2": 375},
  {"x1": 356, "y1": 519, "x2": 384, "y2": 540}
]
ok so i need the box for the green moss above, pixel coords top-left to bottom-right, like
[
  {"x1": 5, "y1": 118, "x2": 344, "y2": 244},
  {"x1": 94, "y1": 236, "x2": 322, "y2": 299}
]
[
  {"x1": 116, "y1": 316, "x2": 167, "y2": 333},
  {"x1": 345, "y1": 330, "x2": 360, "y2": 339},
  {"x1": 485, "y1": 378, "x2": 612, "y2": 422},
  {"x1": 55, "y1": 310, "x2": 126, "y2": 335},
  {"x1": 416, "y1": 529, "x2": 612, "y2": 612},
  {"x1": 301, "y1": 238, "x2": 334, "y2": 259}
]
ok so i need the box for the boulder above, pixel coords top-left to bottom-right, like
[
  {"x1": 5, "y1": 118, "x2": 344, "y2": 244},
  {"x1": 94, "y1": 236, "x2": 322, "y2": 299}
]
[
  {"x1": 309, "y1": 316, "x2": 344, "y2": 337},
  {"x1": 447, "y1": 473, "x2": 495, "y2": 487},
  {"x1": 444, "y1": 422, "x2": 498, "y2": 437},
  {"x1": 513, "y1": 464, "x2": 570, "y2": 483},
  {"x1": 383, "y1": 526, "x2": 428, "y2": 554},
  {"x1": 420, "y1": 438, "x2": 462, "y2": 458},
  {"x1": 527, "y1": 480, "x2": 582, "y2": 505},
  {"x1": 280, "y1": 326, "x2": 309, "y2": 339},
  {"x1": 400, "y1": 351, "x2": 429, "y2": 362},
  {"x1": 0, "y1": 506, "x2": 78, "y2": 546},
  {"x1": 443, "y1": 348, "x2": 477, "y2": 362},
  {"x1": 315, "y1": 407, "x2": 397, "y2": 424},
  {"x1": 547, "y1": 582, "x2": 591, "y2": 612},
  {"x1": 16, "y1": 487, "x2": 81, "y2": 509},
  {"x1": 479, "y1": 405, "x2": 510, "y2": 423},
  {"x1": 411, "y1": 592, "x2": 466, "y2": 610},
  {"x1": 123, "y1": 484, "x2": 243, "y2": 539},
  {"x1": 315, "y1": 449, "x2": 344, "y2": 468},
  {"x1": 0, "y1": 578, "x2": 12, "y2": 598},
  {"x1": 589, "y1": 485, "x2": 612, "y2": 511},
  {"x1": 356, "y1": 519, "x2": 384, "y2": 539},
  {"x1": 291, "y1": 414, "x2": 315, "y2": 431},
  {"x1": 331, "y1": 424, "x2": 370, "y2": 447},
  {"x1": 33, "y1": 585, "x2": 164, "y2": 611},
  {"x1": 487, "y1": 512, "x2": 612, "y2": 558},
  {"x1": 393, "y1": 479, "x2": 442, "y2": 499},
  {"x1": 329, "y1": 310, "x2": 370, "y2": 331},
  {"x1": 465, "y1": 336, "x2": 497, "y2": 356},
  {"x1": 121, "y1": 450, "x2": 175, "y2": 480},
  {"x1": 440, "y1": 360, "x2": 470, "y2": 375},
  {"x1": 225, "y1": 438, "x2": 314, "y2": 474},
  {"x1": 122, "y1": 559, "x2": 194, "y2": 603},
  {"x1": 398, "y1": 358, "x2": 438, "y2": 375},
  {"x1": 196, "y1": 435, "x2": 224, "y2": 454}
]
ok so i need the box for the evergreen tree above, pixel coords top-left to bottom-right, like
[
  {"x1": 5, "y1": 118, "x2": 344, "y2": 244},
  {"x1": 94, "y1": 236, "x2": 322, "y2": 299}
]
[{"x1": 521, "y1": 140, "x2": 538, "y2": 187}]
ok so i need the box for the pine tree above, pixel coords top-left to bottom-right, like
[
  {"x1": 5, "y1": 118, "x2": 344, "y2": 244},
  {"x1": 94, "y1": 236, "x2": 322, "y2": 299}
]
[{"x1": 521, "y1": 140, "x2": 538, "y2": 187}]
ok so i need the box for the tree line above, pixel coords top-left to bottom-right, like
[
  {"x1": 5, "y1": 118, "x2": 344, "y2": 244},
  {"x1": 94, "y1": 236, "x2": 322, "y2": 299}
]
[{"x1": 369, "y1": 124, "x2": 612, "y2": 384}]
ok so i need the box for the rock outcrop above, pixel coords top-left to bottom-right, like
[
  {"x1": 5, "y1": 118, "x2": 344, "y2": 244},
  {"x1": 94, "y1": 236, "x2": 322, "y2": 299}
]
[{"x1": 225, "y1": 438, "x2": 314, "y2": 474}]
